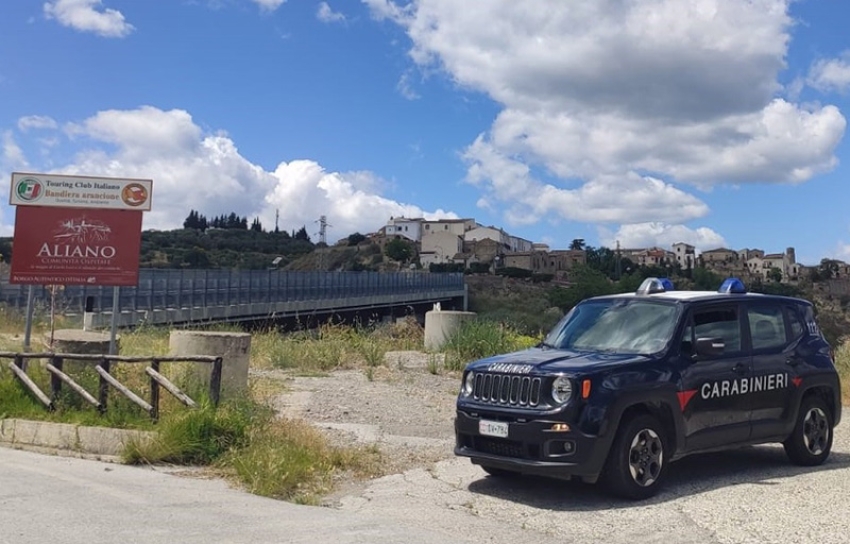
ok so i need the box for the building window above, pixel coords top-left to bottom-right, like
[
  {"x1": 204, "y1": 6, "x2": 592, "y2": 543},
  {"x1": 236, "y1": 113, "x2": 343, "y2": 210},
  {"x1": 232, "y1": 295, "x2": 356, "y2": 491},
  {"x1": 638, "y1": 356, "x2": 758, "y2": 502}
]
[{"x1": 425, "y1": 225, "x2": 430, "y2": 230}]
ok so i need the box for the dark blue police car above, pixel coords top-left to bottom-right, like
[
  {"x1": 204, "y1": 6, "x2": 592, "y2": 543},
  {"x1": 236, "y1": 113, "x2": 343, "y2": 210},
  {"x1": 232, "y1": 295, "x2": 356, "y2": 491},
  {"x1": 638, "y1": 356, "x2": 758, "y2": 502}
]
[{"x1": 454, "y1": 277, "x2": 841, "y2": 499}]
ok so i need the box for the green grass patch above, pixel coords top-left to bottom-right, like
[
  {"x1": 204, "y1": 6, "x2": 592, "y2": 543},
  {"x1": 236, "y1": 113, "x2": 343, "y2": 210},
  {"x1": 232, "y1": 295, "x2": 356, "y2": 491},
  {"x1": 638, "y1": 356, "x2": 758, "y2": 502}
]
[
  {"x1": 251, "y1": 318, "x2": 423, "y2": 373},
  {"x1": 442, "y1": 319, "x2": 540, "y2": 372},
  {"x1": 223, "y1": 418, "x2": 381, "y2": 503}
]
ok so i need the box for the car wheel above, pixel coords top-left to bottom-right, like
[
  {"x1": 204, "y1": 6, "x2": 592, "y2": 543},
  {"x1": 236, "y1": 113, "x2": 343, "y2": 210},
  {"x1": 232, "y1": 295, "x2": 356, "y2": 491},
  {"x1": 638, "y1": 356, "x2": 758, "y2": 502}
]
[
  {"x1": 603, "y1": 414, "x2": 668, "y2": 500},
  {"x1": 480, "y1": 465, "x2": 517, "y2": 478},
  {"x1": 783, "y1": 395, "x2": 833, "y2": 466}
]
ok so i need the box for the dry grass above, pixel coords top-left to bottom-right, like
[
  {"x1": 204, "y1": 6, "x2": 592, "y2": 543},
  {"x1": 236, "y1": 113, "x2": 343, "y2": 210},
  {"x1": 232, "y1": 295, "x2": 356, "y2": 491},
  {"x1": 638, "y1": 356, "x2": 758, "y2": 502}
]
[{"x1": 250, "y1": 318, "x2": 424, "y2": 373}]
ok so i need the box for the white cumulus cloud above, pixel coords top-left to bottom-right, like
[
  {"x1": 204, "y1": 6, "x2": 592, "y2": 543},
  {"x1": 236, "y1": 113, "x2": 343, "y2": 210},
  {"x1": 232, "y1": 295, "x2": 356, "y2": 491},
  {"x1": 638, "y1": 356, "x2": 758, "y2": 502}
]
[
  {"x1": 365, "y1": 0, "x2": 846, "y2": 249},
  {"x1": 317, "y1": 2, "x2": 345, "y2": 23},
  {"x1": 17, "y1": 115, "x2": 58, "y2": 132},
  {"x1": 599, "y1": 223, "x2": 727, "y2": 254},
  {"x1": 43, "y1": 0, "x2": 134, "y2": 38},
  {"x1": 808, "y1": 52, "x2": 850, "y2": 94},
  {"x1": 6, "y1": 106, "x2": 455, "y2": 241}
]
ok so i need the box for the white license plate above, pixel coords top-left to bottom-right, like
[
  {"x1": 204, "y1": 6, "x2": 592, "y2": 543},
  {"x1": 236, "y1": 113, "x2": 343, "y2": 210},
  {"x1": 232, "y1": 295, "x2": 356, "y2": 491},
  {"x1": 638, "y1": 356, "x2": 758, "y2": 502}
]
[{"x1": 479, "y1": 420, "x2": 509, "y2": 438}]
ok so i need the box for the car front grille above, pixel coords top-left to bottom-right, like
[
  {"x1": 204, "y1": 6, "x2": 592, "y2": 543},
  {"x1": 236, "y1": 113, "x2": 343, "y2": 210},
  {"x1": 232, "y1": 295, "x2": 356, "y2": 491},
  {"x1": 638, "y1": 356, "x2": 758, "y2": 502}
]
[{"x1": 472, "y1": 373, "x2": 543, "y2": 407}]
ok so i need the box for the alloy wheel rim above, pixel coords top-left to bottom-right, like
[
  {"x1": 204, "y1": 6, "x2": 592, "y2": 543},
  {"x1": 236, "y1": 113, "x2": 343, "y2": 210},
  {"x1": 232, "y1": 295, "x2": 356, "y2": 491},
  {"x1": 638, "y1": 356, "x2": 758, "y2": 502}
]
[
  {"x1": 802, "y1": 407, "x2": 829, "y2": 456},
  {"x1": 628, "y1": 428, "x2": 663, "y2": 487}
]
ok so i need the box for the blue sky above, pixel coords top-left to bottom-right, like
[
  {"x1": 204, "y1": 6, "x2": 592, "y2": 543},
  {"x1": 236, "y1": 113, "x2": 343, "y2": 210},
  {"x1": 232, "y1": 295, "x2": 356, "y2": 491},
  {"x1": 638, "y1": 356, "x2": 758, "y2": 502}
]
[{"x1": 1, "y1": 0, "x2": 850, "y2": 265}]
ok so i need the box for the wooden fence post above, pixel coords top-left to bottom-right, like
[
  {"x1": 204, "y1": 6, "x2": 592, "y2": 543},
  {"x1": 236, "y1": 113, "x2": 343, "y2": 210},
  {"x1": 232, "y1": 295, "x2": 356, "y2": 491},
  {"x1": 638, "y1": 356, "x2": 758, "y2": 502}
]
[
  {"x1": 98, "y1": 358, "x2": 110, "y2": 414},
  {"x1": 150, "y1": 359, "x2": 160, "y2": 421},
  {"x1": 50, "y1": 355, "x2": 63, "y2": 401}
]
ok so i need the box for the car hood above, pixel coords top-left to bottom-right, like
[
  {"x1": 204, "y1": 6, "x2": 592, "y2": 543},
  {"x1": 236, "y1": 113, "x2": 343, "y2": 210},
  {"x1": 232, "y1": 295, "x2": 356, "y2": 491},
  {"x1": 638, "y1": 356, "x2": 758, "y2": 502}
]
[{"x1": 465, "y1": 347, "x2": 650, "y2": 374}]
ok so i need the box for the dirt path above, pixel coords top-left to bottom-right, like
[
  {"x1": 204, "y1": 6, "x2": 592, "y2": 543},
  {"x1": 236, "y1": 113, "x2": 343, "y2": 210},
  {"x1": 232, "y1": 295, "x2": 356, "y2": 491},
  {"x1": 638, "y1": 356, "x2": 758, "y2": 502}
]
[{"x1": 260, "y1": 351, "x2": 462, "y2": 500}]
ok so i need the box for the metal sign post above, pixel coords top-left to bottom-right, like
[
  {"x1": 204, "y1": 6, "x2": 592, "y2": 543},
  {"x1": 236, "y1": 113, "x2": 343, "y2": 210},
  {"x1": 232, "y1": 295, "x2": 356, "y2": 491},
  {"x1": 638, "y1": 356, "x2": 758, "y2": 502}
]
[
  {"x1": 9, "y1": 172, "x2": 151, "y2": 352},
  {"x1": 22, "y1": 285, "x2": 35, "y2": 352},
  {"x1": 109, "y1": 286, "x2": 120, "y2": 355}
]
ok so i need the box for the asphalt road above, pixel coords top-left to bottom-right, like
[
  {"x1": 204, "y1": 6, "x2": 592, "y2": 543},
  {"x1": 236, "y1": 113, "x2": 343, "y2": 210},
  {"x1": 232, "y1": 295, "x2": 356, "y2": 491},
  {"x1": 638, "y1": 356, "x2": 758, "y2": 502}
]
[
  {"x1": 3, "y1": 421, "x2": 850, "y2": 544},
  {"x1": 335, "y1": 419, "x2": 850, "y2": 544},
  {"x1": 0, "y1": 447, "x2": 467, "y2": 544}
]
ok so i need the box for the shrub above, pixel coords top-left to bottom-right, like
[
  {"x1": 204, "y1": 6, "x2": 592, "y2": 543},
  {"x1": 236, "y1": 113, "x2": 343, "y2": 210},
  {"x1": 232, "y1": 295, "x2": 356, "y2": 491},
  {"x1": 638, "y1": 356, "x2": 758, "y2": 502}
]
[
  {"x1": 466, "y1": 262, "x2": 491, "y2": 274},
  {"x1": 495, "y1": 267, "x2": 533, "y2": 279},
  {"x1": 430, "y1": 262, "x2": 464, "y2": 273},
  {"x1": 442, "y1": 319, "x2": 538, "y2": 371}
]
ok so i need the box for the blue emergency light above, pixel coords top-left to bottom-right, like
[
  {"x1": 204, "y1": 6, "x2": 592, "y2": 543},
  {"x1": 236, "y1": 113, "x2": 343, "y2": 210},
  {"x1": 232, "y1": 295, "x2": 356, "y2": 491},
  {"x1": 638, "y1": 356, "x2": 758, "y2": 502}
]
[{"x1": 718, "y1": 277, "x2": 747, "y2": 294}]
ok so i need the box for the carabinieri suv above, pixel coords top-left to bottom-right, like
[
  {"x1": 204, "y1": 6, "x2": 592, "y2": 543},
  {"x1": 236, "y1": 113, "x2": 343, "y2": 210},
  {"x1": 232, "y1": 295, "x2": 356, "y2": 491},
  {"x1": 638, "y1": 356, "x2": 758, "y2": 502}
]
[{"x1": 454, "y1": 277, "x2": 841, "y2": 499}]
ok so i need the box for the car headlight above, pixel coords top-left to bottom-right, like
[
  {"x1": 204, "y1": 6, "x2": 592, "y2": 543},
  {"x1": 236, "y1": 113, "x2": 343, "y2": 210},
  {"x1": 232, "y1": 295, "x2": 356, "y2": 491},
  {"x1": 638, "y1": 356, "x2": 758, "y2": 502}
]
[
  {"x1": 462, "y1": 371, "x2": 475, "y2": 397},
  {"x1": 551, "y1": 376, "x2": 573, "y2": 404}
]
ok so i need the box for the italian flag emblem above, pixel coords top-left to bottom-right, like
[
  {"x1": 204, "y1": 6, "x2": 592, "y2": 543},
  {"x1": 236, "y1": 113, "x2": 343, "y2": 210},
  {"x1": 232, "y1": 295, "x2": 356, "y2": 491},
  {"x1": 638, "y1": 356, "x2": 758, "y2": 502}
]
[{"x1": 16, "y1": 179, "x2": 42, "y2": 201}]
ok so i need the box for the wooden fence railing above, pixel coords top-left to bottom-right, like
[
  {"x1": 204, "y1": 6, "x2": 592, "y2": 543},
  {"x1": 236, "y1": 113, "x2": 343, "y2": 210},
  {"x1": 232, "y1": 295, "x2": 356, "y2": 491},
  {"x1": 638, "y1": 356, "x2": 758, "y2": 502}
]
[{"x1": 0, "y1": 352, "x2": 223, "y2": 421}]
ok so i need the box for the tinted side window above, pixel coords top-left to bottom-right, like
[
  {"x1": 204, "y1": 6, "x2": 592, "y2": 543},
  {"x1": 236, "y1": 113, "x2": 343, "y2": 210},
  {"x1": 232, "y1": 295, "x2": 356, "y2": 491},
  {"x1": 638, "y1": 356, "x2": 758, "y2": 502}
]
[
  {"x1": 693, "y1": 307, "x2": 741, "y2": 354},
  {"x1": 785, "y1": 305, "x2": 805, "y2": 340},
  {"x1": 748, "y1": 305, "x2": 787, "y2": 350}
]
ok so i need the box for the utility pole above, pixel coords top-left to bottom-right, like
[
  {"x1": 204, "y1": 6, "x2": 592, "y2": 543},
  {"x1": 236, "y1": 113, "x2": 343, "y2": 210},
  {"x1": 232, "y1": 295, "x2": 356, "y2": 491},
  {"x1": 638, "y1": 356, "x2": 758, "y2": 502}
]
[
  {"x1": 315, "y1": 215, "x2": 332, "y2": 270},
  {"x1": 275, "y1": 208, "x2": 279, "y2": 233},
  {"x1": 316, "y1": 215, "x2": 331, "y2": 245}
]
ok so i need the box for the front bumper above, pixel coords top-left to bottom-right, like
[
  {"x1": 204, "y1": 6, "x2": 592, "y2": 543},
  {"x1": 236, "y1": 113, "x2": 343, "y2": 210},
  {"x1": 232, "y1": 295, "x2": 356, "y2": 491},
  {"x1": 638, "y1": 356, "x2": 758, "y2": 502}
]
[{"x1": 454, "y1": 409, "x2": 612, "y2": 481}]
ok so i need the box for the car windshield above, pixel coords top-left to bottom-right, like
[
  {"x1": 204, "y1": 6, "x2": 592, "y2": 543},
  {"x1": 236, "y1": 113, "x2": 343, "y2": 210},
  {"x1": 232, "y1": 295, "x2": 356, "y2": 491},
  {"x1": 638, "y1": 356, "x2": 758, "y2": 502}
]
[{"x1": 543, "y1": 298, "x2": 679, "y2": 355}]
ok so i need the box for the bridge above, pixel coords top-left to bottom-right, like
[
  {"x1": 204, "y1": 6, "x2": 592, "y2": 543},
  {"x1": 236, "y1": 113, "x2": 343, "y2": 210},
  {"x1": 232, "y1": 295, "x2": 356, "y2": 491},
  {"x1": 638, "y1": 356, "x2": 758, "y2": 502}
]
[{"x1": 0, "y1": 269, "x2": 467, "y2": 329}]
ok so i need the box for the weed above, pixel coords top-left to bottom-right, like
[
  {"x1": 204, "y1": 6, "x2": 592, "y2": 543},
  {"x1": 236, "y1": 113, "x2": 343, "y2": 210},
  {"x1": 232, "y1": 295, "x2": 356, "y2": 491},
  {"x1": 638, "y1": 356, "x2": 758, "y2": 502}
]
[
  {"x1": 359, "y1": 339, "x2": 386, "y2": 367},
  {"x1": 426, "y1": 354, "x2": 441, "y2": 375},
  {"x1": 442, "y1": 319, "x2": 539, "y2": 372},
  {"x1": 222, "y1": 417, "x2": 381, "y2": 502}
]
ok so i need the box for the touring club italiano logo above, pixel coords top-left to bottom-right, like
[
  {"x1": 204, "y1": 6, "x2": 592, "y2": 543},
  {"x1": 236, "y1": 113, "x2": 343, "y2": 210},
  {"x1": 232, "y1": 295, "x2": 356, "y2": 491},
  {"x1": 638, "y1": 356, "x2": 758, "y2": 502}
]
[{"x1": 15, "y1": 178, "x2": 43, "y2": 202}]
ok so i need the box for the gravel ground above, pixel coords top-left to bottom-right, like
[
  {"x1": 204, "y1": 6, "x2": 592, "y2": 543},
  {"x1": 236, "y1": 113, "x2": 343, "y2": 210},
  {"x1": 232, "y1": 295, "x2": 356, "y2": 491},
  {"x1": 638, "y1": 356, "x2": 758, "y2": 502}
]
[
  {"x1": 262, "y1": 351, "x2": 461, "y2": 496},
  {"x1": 264, "y1": 352, "x2": 850, "y2": 544}
]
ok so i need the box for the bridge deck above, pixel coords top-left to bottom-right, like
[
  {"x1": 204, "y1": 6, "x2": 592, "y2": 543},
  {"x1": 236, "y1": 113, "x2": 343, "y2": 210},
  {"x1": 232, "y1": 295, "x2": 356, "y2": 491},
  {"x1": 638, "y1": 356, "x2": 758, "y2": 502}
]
[{"x1": 1, "y1": 269, "x2": 467, "y2": 328}]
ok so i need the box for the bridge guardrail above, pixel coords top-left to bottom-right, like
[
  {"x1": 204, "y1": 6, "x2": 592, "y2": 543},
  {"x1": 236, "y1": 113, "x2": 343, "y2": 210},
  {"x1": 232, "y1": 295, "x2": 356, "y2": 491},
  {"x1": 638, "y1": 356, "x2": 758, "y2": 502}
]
[{"x1": 0, "y1": 269, "x2": 466, "y2": 314}]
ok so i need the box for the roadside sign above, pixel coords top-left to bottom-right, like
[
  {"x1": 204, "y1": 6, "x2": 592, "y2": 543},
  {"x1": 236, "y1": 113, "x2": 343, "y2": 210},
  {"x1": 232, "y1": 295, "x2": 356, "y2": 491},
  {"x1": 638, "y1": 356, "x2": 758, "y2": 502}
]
[
  {"x1": 9, "y1": 206, "x2": 143, "y2": 286},
  {"x1": 10, "y1": 172, "x2": 153, "y2": 211}
]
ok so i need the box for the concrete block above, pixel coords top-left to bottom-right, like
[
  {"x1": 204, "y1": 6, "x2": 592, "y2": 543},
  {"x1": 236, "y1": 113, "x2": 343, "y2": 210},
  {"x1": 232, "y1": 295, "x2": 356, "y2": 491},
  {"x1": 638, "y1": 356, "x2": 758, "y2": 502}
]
[
  {"x1": 7, "y1": 419, "x2": 78, "y2": 449},
  {"x1": 76, "y1": 426, "x2": 152, "y2": 457},
  {"x1": 169, "y1": 330, "x2": 252, "y2": 398},
  {"x1": 424, "y1": 310, "x2": 477, "y2": 351}
]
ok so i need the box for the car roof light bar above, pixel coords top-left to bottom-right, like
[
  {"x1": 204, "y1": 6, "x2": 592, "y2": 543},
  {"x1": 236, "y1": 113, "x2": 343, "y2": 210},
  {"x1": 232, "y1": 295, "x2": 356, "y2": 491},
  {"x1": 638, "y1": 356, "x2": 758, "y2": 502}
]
[
  {"x1": 636, "y1": 277, "x2": 673, "y2": 295},
  {"x1": 718, "y1": 277, "x2": 747, "y2": 294}
]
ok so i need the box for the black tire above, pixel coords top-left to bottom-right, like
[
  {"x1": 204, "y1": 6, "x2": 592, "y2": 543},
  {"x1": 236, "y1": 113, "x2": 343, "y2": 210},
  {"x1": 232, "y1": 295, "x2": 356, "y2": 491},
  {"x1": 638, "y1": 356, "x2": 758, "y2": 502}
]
[
  {"x1": 783, "y1": 395, "x2": 833, "y2": 466},
  {"x1": 602, "y1": 414, "x2": 668, "y2": 500},
  {"x1": 480, "y1": 465, "x2": 518, "y2": 478}
]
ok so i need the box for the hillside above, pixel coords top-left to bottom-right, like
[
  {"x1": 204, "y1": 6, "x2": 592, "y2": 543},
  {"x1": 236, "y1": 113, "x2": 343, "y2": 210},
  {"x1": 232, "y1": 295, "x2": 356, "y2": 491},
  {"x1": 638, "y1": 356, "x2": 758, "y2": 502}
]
[{"x1": 465, "y1": 272, "x2": 850, "y2": 346}]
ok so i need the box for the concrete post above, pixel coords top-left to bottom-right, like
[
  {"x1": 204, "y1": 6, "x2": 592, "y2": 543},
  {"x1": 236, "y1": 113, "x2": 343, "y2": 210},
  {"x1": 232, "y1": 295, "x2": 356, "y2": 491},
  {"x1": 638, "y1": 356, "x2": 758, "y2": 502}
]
[
  {"x1": 48, "y1": 329, "x2": 117, "y2": 354},
  {"x1": 48, "y1": 329, "x2": 118, "y2": 373},
  {"x1": 168, "y1": 331, "x2": 251, "y2": 398},
  {"x1": 424, "y1": 310, "x2": 477, "y2": 351}
]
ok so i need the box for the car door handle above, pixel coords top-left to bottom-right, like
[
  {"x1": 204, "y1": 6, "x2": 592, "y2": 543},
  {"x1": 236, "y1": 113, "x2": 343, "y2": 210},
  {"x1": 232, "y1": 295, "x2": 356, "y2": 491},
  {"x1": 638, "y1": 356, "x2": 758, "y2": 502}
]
[{"x1": 732, "y1": 362, "x2": 748, "y2": 375}]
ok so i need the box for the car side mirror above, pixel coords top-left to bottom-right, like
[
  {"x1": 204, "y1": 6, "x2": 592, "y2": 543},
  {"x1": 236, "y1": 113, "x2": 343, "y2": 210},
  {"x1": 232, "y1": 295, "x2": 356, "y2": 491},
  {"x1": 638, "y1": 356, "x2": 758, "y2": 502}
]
[{"x1": 695, "y1": 337, "x2": 725, "y2": 358}]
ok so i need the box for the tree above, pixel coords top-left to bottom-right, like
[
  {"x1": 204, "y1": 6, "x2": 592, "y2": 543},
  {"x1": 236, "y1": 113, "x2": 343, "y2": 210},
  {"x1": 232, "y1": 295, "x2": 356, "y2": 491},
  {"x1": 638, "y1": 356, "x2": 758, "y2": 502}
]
[
  {"x1": 294, "y1": 226, "x2": 311, "y2": 242},
  {"x1": 767, "y1": 267, "x2": 783, "y2": 283},
  {"x1": 385, "y1": 238, "x2": 413, "y2": 262},
  {"x1": 692, "y1": 267, "x2": 723, "y2": 290},
  {"x1": 548, "y1": 265, "x2": 613, "y2": 311},
  {"x1": 818, "y1": 258, "x2": 840, "y2": 280},
  {"x1": 183, "y1": 209, "x2": 208, "y2": 231},
  {"x1": 569, "y1": 238, "x2": 586, "y2": 251},
  {"x1": 347, "y1": 232, "x2": 367, "y2": 246},
  {"x1": 250, "y1": 217, "x2": 263, "y2": 232}
]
